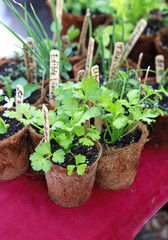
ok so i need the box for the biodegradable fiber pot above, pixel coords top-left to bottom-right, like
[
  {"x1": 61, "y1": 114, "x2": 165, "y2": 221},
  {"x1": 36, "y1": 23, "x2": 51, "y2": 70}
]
[
  {"x1": 45, "y1": 142, "x2": 102, "y2": 208},
  {"x1": 95, "y1": 124, "x2": 148, "y2": 190},
  {"x1": 154, "y1": 27, "x2": 168, "y2": 68},
  {"x1": 148, "y1": 113, "x2": 168, "y2": 149},
  {"x1": 0, "y1": 107, "x2": 29, "y2": 181}
]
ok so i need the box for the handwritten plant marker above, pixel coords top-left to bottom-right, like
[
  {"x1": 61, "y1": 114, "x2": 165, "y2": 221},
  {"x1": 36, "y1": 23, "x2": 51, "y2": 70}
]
[
  {"x1": 16, "y1": 84, "x2": 24, "y2": 116},
  {"x1": 85, "y1": 37, "x2": 95, "y2": 78},
  {"x1": 27, "y1": 37, "x2": 38, "y2": 84},
  {"x1": 23, "y1": 44, "x2": 30, "y2": 82},
  {"x1": 122, "y1": 19, "x2": 147, "y2": 63},
  {"x1": 155, "y1": 55, "x2": 165, "y2": 84},
  {"x1": 91, "y1": 65, "x2": 102, "y2": 133},
  {"x1": 109, "y1": 42, "x2": 124, "y2": 82},
  {"x1": 43, "y1": 105, "x2": 50, "y2": 142},
  {"x1": 77, "y1": 70, "x2": 86, "y2": 82},
  {"x1": 49, "y1": 50, "x2": 59, "y2": 107},
  {"x1": 77, "y1": 10, "x2": 91, "y2": 55},
  {"x1": 91, "y1": 65, "x2": 100, "y2": 83},
  {"x1": 61, "y1": 35, "x2": 69, "y2": 52}
]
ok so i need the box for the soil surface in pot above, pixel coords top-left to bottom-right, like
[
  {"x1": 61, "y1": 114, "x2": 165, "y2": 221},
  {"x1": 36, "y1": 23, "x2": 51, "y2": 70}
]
[
  {"x1": 0, "y1": 112, "x2": 24, "y2": 141},
  {"x1": 0, "y1": 60, "x2": 26, "y2": 81},
  {"x1": 161, "y1": 35, "x2": 168, "y2": 48},
  {"x1": 25, "y1": 89, "x2": 41, "y2": 105},
  {"x1": 100, "y1": 127, "x2": 142, "y2": 149},
  {"x1": 0, "y1": 60, "x2": 44, "y2": 83},
  {"x1": 143, "y1": 19, "x2": 164, "y2": 35},
  {"x1": 50, "y1": 138, "x2": 98, "y2": 168}
]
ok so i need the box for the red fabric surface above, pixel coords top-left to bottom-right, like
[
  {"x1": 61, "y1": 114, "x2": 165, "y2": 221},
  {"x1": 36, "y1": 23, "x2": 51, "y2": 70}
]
[{"x1": 0, "y1": 144, "x2": 168, "y2": 240}]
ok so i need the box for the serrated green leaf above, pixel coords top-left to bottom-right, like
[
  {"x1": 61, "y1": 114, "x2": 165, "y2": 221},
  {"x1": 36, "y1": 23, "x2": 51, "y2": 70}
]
[
  {"x1": 75, "y1": 154, "x2": 86, "y2": 165},
  {"x1": 62, "y1": 97, "x2": 78, "y2": 115},
  {"x1": 3, "y1": 110, "x2": 30, "y2": 125},
  {"x1": 79, "y1": 137, "x2": 94, "y2": 146},
  {"x1": 52, "y1": 149, "x2": 65, "y2": 163},
  {"x1": 42, "y1": 159, "x2": 52, "y2": 172},
  {"x1": 29, "y1": 152, "x2": 42, "y2": 162},
  {"x1": 67, "y1": 165, "x2": 75, "y2": 175},
  {"x1": 127, "y1": 89, "x2": 139, "y2": 105},
  {"x1": 74, "y1": 126, "x2": 85, "y2": 137},
  {"x1": 86, "y1": 129, "x2": 100, "y2": 141},
  {"x1": 75, "y1": 107, "x2": 101, "y2": 126},
  {"x1": 35, "y1": 141, "x2": 51, "y2": 155},
  {"x1": 56, "y1": 132, "x2": 74, "y2": 150},
  {"x1": 112, "y1": 116, "x2": 128, "y2": 129},
  {"x1": 77, "y1": 164, "x2": 87, "y2": 175},
  {"x1": 82, "y1": 76, "x2": 102, "y2": 100}
]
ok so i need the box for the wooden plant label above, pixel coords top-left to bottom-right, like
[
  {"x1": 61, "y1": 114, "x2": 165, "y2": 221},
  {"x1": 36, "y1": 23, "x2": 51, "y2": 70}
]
[
  {"x1": 49, "y1": 50, "x2": 59, "y2": 107},
  {"x1": 23, "y1": 44, "x2": 30, "y2": 82},
  {"x1": 16, "y1": 84, "x2": 24, "y2": 116},
  {"x1": 109, "y1": 42, "x2": 124, "y2": 81},
  {"x1": 77, "y1": 10, "x2": 90, "y2": 55},
  {"x1": 91, "y1": 65, "x2": 99, "y2": 83},
  {"x1": 53, "y1": 0, "x2": 64, "y2": 44},
  {"x1": 85, "y1": 37, "x2": 95, "y2": 78},
  {"x1": 43, "y1": 105, "x2": 50, "y2": 142},
  {"x1": 155, "y1": 55, "x2": 165, "y2": 84},
  {"x1": 61, "y1": 35, "x2": 69, "y2": 52},
  {"x1": 27, "y1": 37, "x2": 37, "y2": 84},
  {"x1": 41, "y1": 70, "x2": 45, "y2": 97},
  {"x1": 77, "y1": 69, "x2": 85, "y2": 82},
  {"x1": 122, "y1": 19, "x2": 147, "y2": 62},
  {"x1": 136, "y1": 52, "x2": 143, "y2": 79},
  {"x1": 56, "y1": 0, "x2": 64, "y2": 25}
]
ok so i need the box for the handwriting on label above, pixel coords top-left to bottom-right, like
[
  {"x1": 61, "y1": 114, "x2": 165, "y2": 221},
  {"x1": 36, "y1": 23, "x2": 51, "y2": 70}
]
[
  {"x1": 77, "y1": 70, "x2": 85, "y2": 82},
  {"x1": 109, "y1": 42, "x2": 124, "y2": 81},
  {"x1": 61, "y1": 35, "x2": 69, "y2": 52},
  {"x1": 43, "y1": 105, "x2": 50, "y2": 142},
  {"x1": 27, "y1": 37, "x2": 37, "y2": 84},
  {"x1": 16, "y1": 84, "x2": 24, "y2": 116},
  {"x1": 122, "y1": 19, "x2": 147, "y2": 62},
  {"x1": 85, "y1": 37, "x2": 95, "y2": 78},
  {"x1": 155, "y1": 55, "x2": 165, "y2": 84},
  {"x1": 23, "y1": 44, "x2": 30, "y2": 82},
  {"x1": 91, "y1": 65, "x2": 99, "y2": 83},
  {"x1": 49, "y1": 50, "x2": 59, "y2": 107},
  {"x1": 77, "y1": 10, "x2": 90, "y2": 55}
]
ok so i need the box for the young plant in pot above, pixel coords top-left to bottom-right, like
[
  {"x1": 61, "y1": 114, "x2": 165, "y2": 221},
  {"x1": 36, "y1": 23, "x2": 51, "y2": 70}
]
[
  {"x1": 47, "y1": 0, "x2": 110, "y2": 37},
  {"x1": 145, "y1": 69, "x2": 168, "y2": 149},
  {"x1": 0, "y1": 0, "x2": 73, "y2": 82},
  {"x1": 107, "y1": 0, "x2": 168, "y2": 69},
  {"x1": 4, "y1": 94, "x2": 102, "y2": 207},
  {"x1": 62, "y1": 75, "x2": 167, "y2": 190},
  {"x1": 0, "y1": 107, "x2": 29, "y2": 181}
]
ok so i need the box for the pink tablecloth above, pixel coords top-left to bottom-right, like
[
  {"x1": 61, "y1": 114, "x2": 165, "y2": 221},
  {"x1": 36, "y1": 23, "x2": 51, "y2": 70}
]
[{"x1": 1, "y1": 144, "x2": 168, "y2": 240}]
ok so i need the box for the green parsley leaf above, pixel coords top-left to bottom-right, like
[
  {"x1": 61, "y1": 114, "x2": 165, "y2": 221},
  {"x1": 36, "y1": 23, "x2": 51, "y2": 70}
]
[{"x1": 52, "y1": 149, "x2": 65, "y2": 163}]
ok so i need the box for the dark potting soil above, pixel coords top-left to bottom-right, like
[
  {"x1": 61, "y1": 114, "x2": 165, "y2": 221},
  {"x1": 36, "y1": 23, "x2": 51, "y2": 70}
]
[
  {"x1": 25, "y1": 89, "x2": 41, "y2": 105},
  {"x1": 70, "y1": 47, "x2": 78, "y2": 57},
  {"x1": 50, "y1": 138, "x2": 98, "y2": 168},
  {"x1": 0, "y1": 60, "x2": 26, "y2": 81},
  {"x1": 161, "y1": 35, "x2": 168, "y2": 48},
  {"x1": 143, "y1": 19, "x2": 164, "y2": 35},
  {"x1": 0, "y1": 111, "x2": 24, "y2": 141},
  {"x1": 100, "y1": 127, "x2": 142, "y2": 149}
]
